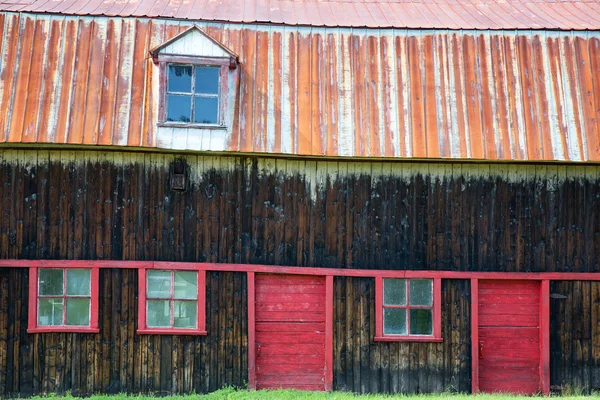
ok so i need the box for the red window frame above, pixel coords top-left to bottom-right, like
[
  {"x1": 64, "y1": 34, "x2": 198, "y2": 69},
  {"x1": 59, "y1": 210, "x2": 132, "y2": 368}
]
[
  {"x1": 137, "y1": 268, "x2": 207, "y2": 335},
  {"x1": 156, "y1": 54, "x2": 231, "y2": 129},
  {"x1": 27, "y1": 267, "x2": 100, "y2": 333},
  {"x1": 374, "y1": 276, "x2": 442, "y2": 342}
]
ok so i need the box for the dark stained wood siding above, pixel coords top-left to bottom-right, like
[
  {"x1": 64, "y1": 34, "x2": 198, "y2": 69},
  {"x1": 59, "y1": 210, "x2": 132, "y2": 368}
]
[
  {"x1": 550, "y1": 281, "x2": 600, "y2": 393},
  {"x1": 0, "y1": 150, "x2": 600, "y2": 395},
  {"x1": 333, "y1": 277, "x2": 472, "y2": 394},
  {"x1": 0, "y1": 267, "x2": 248, "y2": 397},
  {"x1": 0, "y1": 151, "x2": 599, "y2": 273}
]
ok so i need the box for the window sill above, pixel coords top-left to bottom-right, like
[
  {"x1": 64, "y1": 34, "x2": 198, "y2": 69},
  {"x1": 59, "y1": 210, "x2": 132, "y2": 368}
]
[
  {"x1": 137, "y1": 328, "x2": 208, "y2": 336},
  {"x1": 157, "y1": 122, "x2": 227, "y2": 130},
  {"x1": 28, "y1": 327, "x2": 100, "y2": 334},
  {"x1": 374, "y1": 336, "x2": 443, "y2": 343}
]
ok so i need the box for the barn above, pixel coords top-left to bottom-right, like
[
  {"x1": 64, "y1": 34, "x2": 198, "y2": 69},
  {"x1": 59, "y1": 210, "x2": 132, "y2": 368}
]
[{"x1": 0, "y1": 0, "x2": 600, "y2": 396}]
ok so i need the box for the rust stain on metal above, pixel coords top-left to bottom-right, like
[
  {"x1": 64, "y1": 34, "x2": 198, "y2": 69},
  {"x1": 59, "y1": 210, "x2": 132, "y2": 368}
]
[{"x1": 1, "y1": 13, "x2": 600, "y2": 162}]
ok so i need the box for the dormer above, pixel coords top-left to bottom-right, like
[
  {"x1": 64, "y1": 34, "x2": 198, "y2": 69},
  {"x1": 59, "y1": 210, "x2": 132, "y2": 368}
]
[{"x1": 150, "y1": 26, "x2": 238, "y2": 132}]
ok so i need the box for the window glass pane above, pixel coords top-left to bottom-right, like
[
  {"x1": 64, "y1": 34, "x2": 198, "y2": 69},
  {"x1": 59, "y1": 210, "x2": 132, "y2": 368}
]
[
  {"x1": 66, "y1": 298, "x2": 90, "y2": 326},
  {"x1": 383, "y1": 279, "x2": 406, "y2": 306},
  {"x1": 174, "y1": 301, "x2": 197, "y2": 328},
  {"x1": 147, "y1": 270, "x2": 172, "y2": 299},
  {"x1": 174, "y1": 271, "x2": 198, "y2": 299},
  {"x1": 66, "y1": 269, "x2": 90, "y2": 296},
  {"x1": 168, "y1": 65, "x2": 192, "y2": 93},
  {"x1": 147, "y1": 300, "x2": 171, "y2": 328},
  {"x1": 409, "y1": 279, "x2": 433, "y2": 306},
  {"x1": 195, "y1": 66, "x2": 219, "y2": 94},
  {"x1": 194, "y1": 97, "x2": 218, "y2": 124},
  {"x1": 39, "y1": 269, "x2": 64, "y2": 296},
  {"x1": 38, "y1": 298, "x2": 63, "y2": 326},
  {"x1": 410, "y1": 309, "x2": 433, "y2": 335},
  {"x1": 383, "y1": 308, "x2": 407, "y2": 335},
  {"x1": 166, "y1": 95, "x2": 191, "y2": 123}
]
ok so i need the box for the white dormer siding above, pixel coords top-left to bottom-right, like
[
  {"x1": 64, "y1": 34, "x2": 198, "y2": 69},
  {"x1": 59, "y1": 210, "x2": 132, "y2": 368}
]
[
  {"x1": 159, "y1": 29, "x2": 233, "y2": 58},
  {"x1": 151, "y1": 26, "x2": 239, "y2": 152}
]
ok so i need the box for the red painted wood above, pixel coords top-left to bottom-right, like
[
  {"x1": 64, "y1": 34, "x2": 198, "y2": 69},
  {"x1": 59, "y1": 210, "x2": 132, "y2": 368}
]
[
  {"x1": 136, "y1": 329, "x2": 207, "y2": 335},
  {"x1": 255, "y1": 322, "x2": 325, "y2": 332},
  {"x1": 477, "y1": 280, "x2": 541, "y2": 394},
  {"x1": 255, "y1": 274, "x2": 327, "y2": 391},
  {"x1": 479, "y1": 379, "x2": 541, "y2": 394},
  {"x1": 471, "y1": 279, "x2": 479, "y2": 394},
  {"x1": 198, "y1": 270, "x2": 206, "y2": 332},
  {"x1": 158, "y1": 62, "x2": 167, "y2": 122},
  {"x1": 479, "y1": 326, "x2": 539, "y2": 338},
  {"x1": 256, "y1": 343, "x2": 325, "y2": 355},
  {"x1": 255, "y1": 302, "x2": 324, "y2": 312},
  {"x1": 27, "y1": 267, "x2": 37, "y2": 332},
  {"x1": 256, "y1": 384, "x2": 325, "y2": 391},
  {"x1": 375, "y1": 276, "x2": 442, "y2": 342},
  {"x1": 375, "y1": 277, "x2": 383, "y2": 338},
  {"x1": 136, "y1": 268, "x2": 206, "y2": 335},
  {"x1": 256, "y1": 284, "x2": 325, "y2": 294},
  {"x1": 325, "y1": 275, "x2": 333, "y2": 391},
  {"x1": 248, "y1": 272, "x2": 256, "y2": 390},
  {"x1": 255, "y1": 373, "x2": 325, "y2": 385},
  {"x1": 373, "y1": 336, "x2": 443, "y2": 343},
  {"x1": 27, "y1": 267, "x2": 100, "y2": 333},
  {"x1": 478, "y1": 314, "x2": 539, "y2": 327},
  {"x1": 479, "y1": 303, "x2": 540, "y2": 315},
  {"x1": 540, "y1": 280, "x2": 550, "y2": 395},
  {"x1": 478, "y1": 293, "x2": 540, "y2": 303},
  {"x1": 255, "y1": 292, "x2": 326, "y2": 303},
  {"x1": 256, "y1": 363, "x2": 325, "y2": 374},
  {"x1": 255, "y1": 311, "x2": 326, "y2": 322},
  {"x1": 4, "y1": 259, "x2": 600, "y2": 281},
  {"x1": 255, "y1": 331, "x2": 325, "y2": 343},
  {"x1": 257, "y1": 353, "x2": 326, "y2": 363},
  {"x1": 256, "y1": 274, "x2": 326, "y2": 284},
  {"x1": 433, "y1": 278, "x2": 442, "y2": 339}
]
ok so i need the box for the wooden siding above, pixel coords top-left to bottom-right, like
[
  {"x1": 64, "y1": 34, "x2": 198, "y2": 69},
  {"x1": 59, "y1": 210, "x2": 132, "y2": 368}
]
[
  {"x1": 550, "y1": 281, "x2": 600, "y2": 393},
  {"x1": 1, "y1": 13, "x2": 600, "y2": 161},
  {"x1": 477, "y1": 280, "x2": 541, "y2": 394},
  {"x1": 333, "y1": 277, "x2": 472, "y2": 394},
  {"x1": 254, "y1": 274, "x2": 327, "y2": 391},
  {"x1": 1, "y1": 151, "x2": 600, "y2": 272},
  {"x1": 0, "y1": 268, "x2": 248, "y2": 397}
]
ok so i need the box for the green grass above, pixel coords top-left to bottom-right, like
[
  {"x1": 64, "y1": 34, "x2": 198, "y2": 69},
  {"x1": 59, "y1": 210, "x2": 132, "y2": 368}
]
[{"x1": 25, "y1": 387, "x2": 600, "y2": 400}]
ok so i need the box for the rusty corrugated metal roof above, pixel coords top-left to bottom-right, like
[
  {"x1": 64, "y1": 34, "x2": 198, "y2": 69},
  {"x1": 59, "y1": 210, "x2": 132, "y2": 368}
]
[
  {"x1": 1, "y1": 0, "x2": 600, "y2": 30},
  {"x1": 1, "y1": 13, "x2": 600, "y2": 161}
]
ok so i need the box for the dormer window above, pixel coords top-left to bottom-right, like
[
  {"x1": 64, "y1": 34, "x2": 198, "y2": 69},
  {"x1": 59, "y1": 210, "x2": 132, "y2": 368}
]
[
  {"x1": 151, "y1": 26, "x2": 238, "y2": 130},
  {"x1": 166, "y1": 65, "x2": 220, "y2": 125}
]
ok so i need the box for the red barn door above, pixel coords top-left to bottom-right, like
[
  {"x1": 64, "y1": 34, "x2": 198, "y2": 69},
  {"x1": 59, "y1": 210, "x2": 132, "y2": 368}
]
[
  {"x1": 254, "y1": 274, "x2": 327, "y2": 390},
  {"x1": 477, "y1": 280, "x2": 541, "y2": 394}
]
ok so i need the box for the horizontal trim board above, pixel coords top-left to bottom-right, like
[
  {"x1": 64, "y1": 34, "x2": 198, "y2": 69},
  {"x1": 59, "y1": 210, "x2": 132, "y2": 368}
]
[{"x1": 1, "y1": 260, "x2": 600, "y2": 280}]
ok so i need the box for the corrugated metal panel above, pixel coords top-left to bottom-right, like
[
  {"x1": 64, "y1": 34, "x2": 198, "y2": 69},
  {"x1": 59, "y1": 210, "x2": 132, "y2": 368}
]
[
  {"x1": 1, "y1": 13, "x2": 600, "y2": 161},
  {"x1": 2, "y1": 0, "x2": 600, "y2": 30}
]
